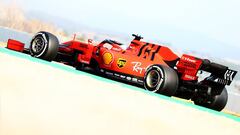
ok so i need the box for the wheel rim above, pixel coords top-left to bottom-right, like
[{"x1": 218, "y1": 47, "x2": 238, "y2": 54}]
[
  {"x1": 146, "y1": 70, "x2": 161, "y2": 88},
  {"x1": 31, "y1": 36, "x2": 46, "y2": 54}
]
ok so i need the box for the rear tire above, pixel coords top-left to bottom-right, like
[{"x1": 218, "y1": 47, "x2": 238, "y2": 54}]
[
  {"x1": 30, "y1": 31, "x2": 59, "y2": 61},
  {"x1": 194, "y1": 88, "x2": 228, "y2": 111},
  {"x1": 143, "y1": 65, "x2": 179, "y2": 96}
]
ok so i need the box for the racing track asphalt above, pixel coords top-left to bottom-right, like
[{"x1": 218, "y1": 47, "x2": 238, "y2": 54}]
[{"x1": 0, "y1": 47, "x2": 240, "y2": 135}]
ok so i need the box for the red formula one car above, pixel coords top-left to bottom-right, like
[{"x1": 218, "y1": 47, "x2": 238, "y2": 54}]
[{"x1": 7, "y1": 31, "x2": 238, "y2": 111}]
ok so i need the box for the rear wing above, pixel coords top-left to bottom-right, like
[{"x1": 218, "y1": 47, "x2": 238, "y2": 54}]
[
  {"x1": 201, "y1": 61, "x2": 237, "y2": 85},
  {"x1": 177, "y1": 54, "x2": 237, "y2": 86}
]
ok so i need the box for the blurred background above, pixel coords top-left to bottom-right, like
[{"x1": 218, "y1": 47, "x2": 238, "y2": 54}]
[{"x1": 0, "y1": 0, "x2": 239, "y2": 113}]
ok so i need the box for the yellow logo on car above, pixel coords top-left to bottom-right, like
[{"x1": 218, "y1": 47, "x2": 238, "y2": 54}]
[
  {"x1": 103, "y1": 52, "x2": 113, "y2": 65},
  {"x1": 117, "y1": 58, "x2": 127, "y2": 68}
]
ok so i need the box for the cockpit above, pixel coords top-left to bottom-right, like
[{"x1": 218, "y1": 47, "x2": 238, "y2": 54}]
[
  {"x1": 99, "y1": 39, "x2": 124, "y2": 52},
  {"x1": 100, "y1": 39, "x2": 123, "y2": 46}
]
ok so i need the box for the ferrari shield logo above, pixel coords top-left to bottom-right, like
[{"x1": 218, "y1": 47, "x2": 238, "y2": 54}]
[{"x1": 117, "y1": 58, "x2": 127, "y2": 68}]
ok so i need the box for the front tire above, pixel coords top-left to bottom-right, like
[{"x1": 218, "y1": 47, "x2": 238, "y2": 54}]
[
  {"x1": 194, "y1": 88, "x2": 228, "y2": 111},
  {"x1": 30, "y1": 31, "x2": 59, "y2": 61},
  {"x1": 143, "y1": 65, "x2": 179, "y2": 96}
]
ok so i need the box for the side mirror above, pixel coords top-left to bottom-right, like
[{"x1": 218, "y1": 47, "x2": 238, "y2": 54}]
[{"x1": 88, "y1": 39, "x2": 93, "y2": 44}]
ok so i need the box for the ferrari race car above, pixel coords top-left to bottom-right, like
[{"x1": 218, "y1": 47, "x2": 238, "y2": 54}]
[{"x1": 6, "y1": 31, "x2": 238, "y2": 111}]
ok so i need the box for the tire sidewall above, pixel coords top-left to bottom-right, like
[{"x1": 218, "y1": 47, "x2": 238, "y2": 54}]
[
  {"x1": 144, "y1": 65, "x2": 165, "y2": 93},
  {"x1": 194, "y1": 88, "x2": 228, "y2": 111},
  {"x1": 144, "y1": 64, "x2": 179, "y2": 96},
  {"x1": 30, "y1": 31, "x2": 59, "y2": 61},
  {"x1": 30, "y1": 32, "x2": 49, "y2": 58},
  {"x1": 208, "y1": 88, "x2": 228, "y2": 111}
]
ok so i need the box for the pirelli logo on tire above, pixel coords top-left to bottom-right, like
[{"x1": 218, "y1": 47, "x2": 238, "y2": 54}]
[{"x1": 117, "y1": 58, "x2": 127, "y2": 68}]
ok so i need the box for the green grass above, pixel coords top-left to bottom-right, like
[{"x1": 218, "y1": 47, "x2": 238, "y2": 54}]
[{"x1": 0, "y1": 47, "x2": 240, "y2": 122}]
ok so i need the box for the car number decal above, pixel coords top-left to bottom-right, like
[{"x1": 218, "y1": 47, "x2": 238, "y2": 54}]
[{"x1": 137, "y1": 44, "x2": 161, "y2": 61}]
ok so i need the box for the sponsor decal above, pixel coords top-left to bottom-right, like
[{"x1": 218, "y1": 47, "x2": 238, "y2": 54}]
[
  {"x1": 131, "y1": 62, "x2": 147, "y2": 74},
  {"x1": 114, "y1": 73, "x2": 120, "y2": 77},
  {"x1": 120, "y1": 75, "x2": 126, "y2": 79},
  {"x1": 101, "y1": 69, "x2": 144, "y2": 84},
  {"x1": 184, "y1": 74, "x2": 196, "y2": 80},
  {"x1": 182, "y1": 56, "x2": 196, "y2": 63},
  {"x1": 106, "y1": 71, "x2": 114, "y2": 76},
  {"x1": 132, "y1": 78, "x2": 138, "y2": 82},
  {"x1": 215, "y1": 78, "x2": 228, "y2": 85},
  {"x1": 117, "y1": 58, "x2": 127, "y2": 68},
  {"x1": 137, "y1": 80, "x2": 144, "y2": 83},
  {"x1": 126, "y1": 76, "x2": 132, "y2": 81},
  {"x1": 102, "y1": 52, "x2": 113, "y2": 65}
]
